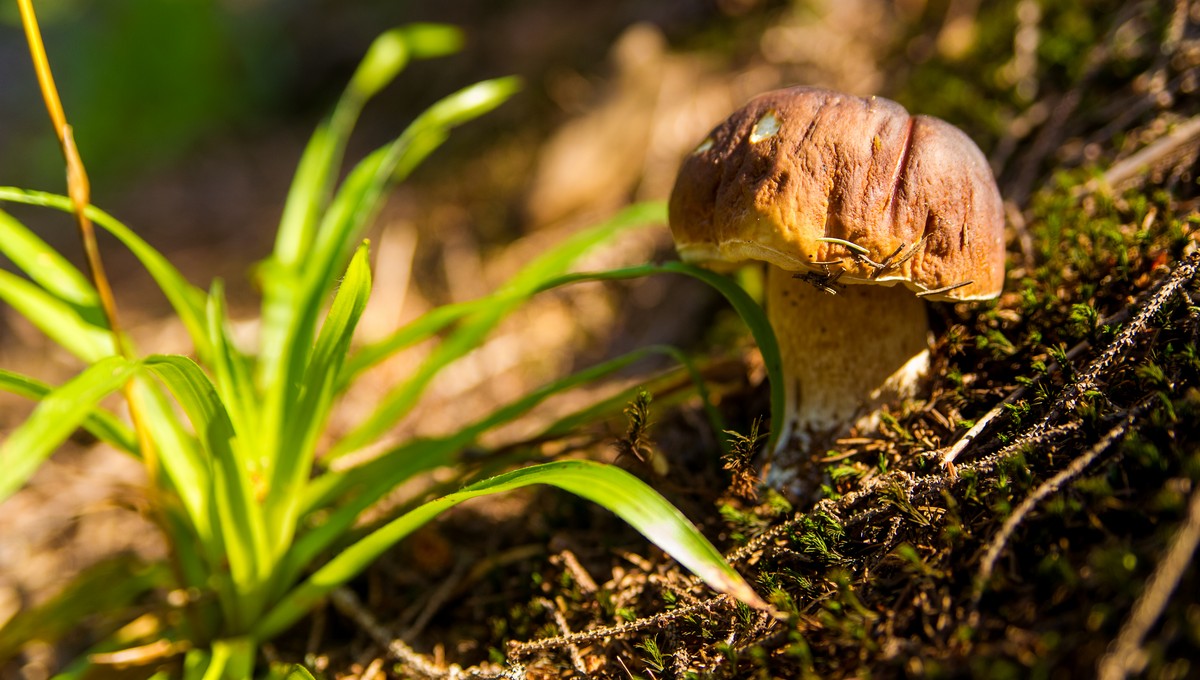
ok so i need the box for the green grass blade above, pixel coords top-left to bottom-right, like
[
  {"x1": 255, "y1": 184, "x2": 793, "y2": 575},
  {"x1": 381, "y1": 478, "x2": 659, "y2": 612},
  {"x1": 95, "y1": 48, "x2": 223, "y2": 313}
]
[
  {"x1": 272, "y1": 24, "x2": 463, "y2": 269},
  {"x1": 0, "y1": 555, "x2": 170, "y2": 661},
  {"x1": 658, "y1": 261, "x2": 783, "y2": 452},
  {"x1": 0, "y1": 209, "x2": 97, "y2": 308},
  {"x1": 304, "y1": 77, "x2": 520, "y2": 301},
  {"x1": 280, "y1": 664, "x2": 318, "y2": 680},
  {"x1": 0, "y1": 356, "x2": 137, "y2": 502},
  {"x1": 0, "y1": 188, "x2": 210, "y2": 358},
  {"x1": 130, "y1": 377, "x2": 212, "y2": 542},
  {"x1": 308, "y1": 255, "x2": 774, "y2": 568},
  {"x1": 0, "y1": 268, "x2": 115, "y2": 362},
  {"x1": 257, "y1": 77, "x2": 520, "y2": 459},
  {"x1": 269, "y1": 441, "x2": 452, "y2": 603},
  {"x1": 530, "y1": 260, "x2": 782, "y2": 451},
  {"x1": 205, "y1": 281, "x2": 261, "y2": 457},
  {"x1": 338, "y1": 298, "x2": 479, "y2": 385},
  {"x1": 283, "y1": 345, "x2": 719, "y2": 593},
  {"x1": 329, "y1": 202, "x2": 663, "y2": 459},
  {"x1": 203, "y1": 638, "x2": 253, "y2": 680},
  {"x1": 454, "y1": 344, "x2": 718, "y2": 448},
  {"x1": 341, "y1": 202, "x2": 666, "y2": 383},
  {"x1": 255, "y1": 460, "x2": 765, "y2": 640},
  {"x1": 0, "y1": 368, "x2": 136, "y2": 453},
  {"x1": 531, "y1": 345, "x2": 728, "y2": 452},
  {"x1": 284, "y1": 350, "x2": 666, "y2": 579},
  {"x1": 143, "y1": 355, "x2": 270, "y2": 629},
  {"x1": 266, "y1": 244, "x2": 372, "y2": 555}
]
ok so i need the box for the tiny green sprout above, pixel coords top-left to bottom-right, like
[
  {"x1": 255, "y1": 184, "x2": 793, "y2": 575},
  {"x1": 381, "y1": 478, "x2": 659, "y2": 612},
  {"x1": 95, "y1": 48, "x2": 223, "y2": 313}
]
[
  {"x1": 762, "y1": 488, "x2": 793, "y2": 516},
  {"x1": 793, "y1": 512, "x2": 846, "y2": 563},
  {"x1": 894, "y1": 543, "x2": 933, "y2": 576},
  {"x1": 878, "y1": 411, "x2": 913, "y2": 441},
  {"x1": 946, "y1": 366, "x2": 965, "y2": 388},
  {"x1": 827, "y1": 463, "x2": 862, "y2": 482},
  {"x1": 1068, "y1": 302, "x2": 1100, "y2": 340},
  {"x1": 768, "y1": 588, "x2": 798, "y2": 617},
  {"x1": 661, "y1": 589, "x2": 678, "y2": 608},
  {"x1": 617, "y1": 389, "x2": 663, "y2": 474},
  {"x1": 1136, "y1": 361, "x2": 1169, "y2": 389},
  {"x1": 636, "y1": 636, "x2": 666, "y2": 673},
  {"x1": 723, "y1": 417, "x2": 767, "y2": 500},
  {"x1": 716, "y1": 641, "x2": 739, "y2": 668}
]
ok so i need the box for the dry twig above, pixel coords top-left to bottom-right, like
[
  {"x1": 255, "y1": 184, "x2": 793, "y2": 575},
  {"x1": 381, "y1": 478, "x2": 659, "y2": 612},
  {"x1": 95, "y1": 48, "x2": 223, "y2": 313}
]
[
  {"x1": 971, "y1": 401, "x2": 1149, "y2": 613},
  {"x1": 1096, "y1": 481, "x2": 1200, "y2": 680}
]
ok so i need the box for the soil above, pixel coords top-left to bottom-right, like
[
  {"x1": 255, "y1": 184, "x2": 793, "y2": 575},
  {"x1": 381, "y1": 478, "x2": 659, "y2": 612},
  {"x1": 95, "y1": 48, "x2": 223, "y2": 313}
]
[{"x1": 2, "y1": 1, "x2": 1199, "y2": 679}]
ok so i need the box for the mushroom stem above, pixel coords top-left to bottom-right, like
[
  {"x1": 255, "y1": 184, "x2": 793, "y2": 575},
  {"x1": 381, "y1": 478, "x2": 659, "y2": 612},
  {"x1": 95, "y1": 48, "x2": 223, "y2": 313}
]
[{"x1": 764, "y1": 265, "x2": 930, "y2": 488}]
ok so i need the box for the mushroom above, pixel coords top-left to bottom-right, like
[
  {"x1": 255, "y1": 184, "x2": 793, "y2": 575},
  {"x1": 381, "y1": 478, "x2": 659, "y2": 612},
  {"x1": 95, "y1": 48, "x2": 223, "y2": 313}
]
[{"x1": 668, "y1": 86, "x2": 1005, "y2": 488}]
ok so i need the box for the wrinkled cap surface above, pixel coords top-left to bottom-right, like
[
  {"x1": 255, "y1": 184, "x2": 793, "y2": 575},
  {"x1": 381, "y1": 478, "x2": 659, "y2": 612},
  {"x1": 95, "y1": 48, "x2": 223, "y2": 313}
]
[{"x1": 668, "y1": 86, "x2": 1005, "y2": 301}]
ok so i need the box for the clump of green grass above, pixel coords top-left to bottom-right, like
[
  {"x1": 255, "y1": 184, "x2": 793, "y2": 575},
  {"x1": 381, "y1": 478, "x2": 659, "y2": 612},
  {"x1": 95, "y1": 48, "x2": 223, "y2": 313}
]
[{"x1": 0, "y1": 11, "x2": 781, "y2": 678}]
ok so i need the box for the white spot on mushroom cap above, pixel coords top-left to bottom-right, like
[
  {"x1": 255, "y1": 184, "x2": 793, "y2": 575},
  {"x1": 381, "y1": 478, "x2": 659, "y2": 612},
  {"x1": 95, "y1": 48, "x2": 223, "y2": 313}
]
[
  {"x1": 692, "y1": 137, "x2": 714, "y2": 155},
  {"x1": 749, "y1": 109, "x2": 781, "y2": 143}
]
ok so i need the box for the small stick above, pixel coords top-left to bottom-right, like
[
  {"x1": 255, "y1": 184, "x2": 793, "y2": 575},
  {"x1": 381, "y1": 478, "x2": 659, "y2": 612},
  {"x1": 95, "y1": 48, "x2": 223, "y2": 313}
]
[
  {"x1": 971, "y1": 403, "x2": 1146, "y2": 611},
  {"x1": 796, "y1": 268, "x2": 845, "y2": 295},
  {"x1": 1095, "y1": 114, "x2": 1200, "y2": 192},
  {"x1": 538, "y1": 598, "x2": 588, "y2": 676},
  {"x1": 331, "y1": 587, "x2": 460, "y2": 680},
  {"x1": 1096, "y1": 478, "x2": 1200, "y2": 680},
  {"x1": 508, "y1": 595, "x2": 736, "y2": 658},
  {"x1": 871, "y1": 237, "x2": 927, "y2": 279},
  {"x1": 401, "y1": 558, "x2": 471, "y2": 640},
  {"x1": 816, "y1": 236, "x2": 870, "y2": 254},
  {"x1": 916, "y1": 280, "x2": 974, "y2": 297},
  {"x1": 871, "y1": 243, "x2": 906, "y2": 276}
]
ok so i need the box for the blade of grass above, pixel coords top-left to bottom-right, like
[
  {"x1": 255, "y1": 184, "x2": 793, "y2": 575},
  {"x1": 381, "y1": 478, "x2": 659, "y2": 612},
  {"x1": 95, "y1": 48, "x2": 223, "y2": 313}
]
[
  {"x1": 0, "y1": 209, "x2": 98, "y2": 308},
  {"x1": 256, "y1": 460, "x2": 765, "y2": 640},
  {"x1": 143, "y1": 355, "x2": 271, "y2": 630},
  {"x1": 0, "y1": 356, "x2": 137, "y2": 501},
  {"x1": 340, "y1": 202, "x2": 666, "y2": 382},
  {"x1": 297, "y1": 256, "x2": 777, "y2": 577},
  {"x1": 129, "y1": 377, "x2": 212, "y2": 547},
  {"x1": 258, "y1": 78, "x2": 520, "y2": 471},
  {"x1": 272, "y1": 24, "x2": 463, "y2": 270},
  {"x1": 531, "y1": 345, "x2": 728, "y2": 451},
  {"x1": 0, "y1": 368, "x2": 136, "y2": 453},
  {"x1": 0, "y1": 555, "x2": 170, "y2": 661},
  {"x1": 266, "y1": 244, "x2": 372, "y2": 558},
  {"x1": 659, "y1": 261, "x2": 783, "y2": 452},
  {"x1": 0, "y1": 268, "x2": 115, "y2": 362},
  {"x1": 531, "y1": 260, "x2": 783, "y2": 451},
  {"x1": 0, "y1": 188, "x2": 210, "y2": 358},
  {"x1": 328, "y1": 202, "x2": 663, "y2": 460},
  {"x1": 204, "y1": 281, "x2": 262, "y2": 465},
  {"x1": 280, "y1": 345, "x2": 720, "y2": 593}
]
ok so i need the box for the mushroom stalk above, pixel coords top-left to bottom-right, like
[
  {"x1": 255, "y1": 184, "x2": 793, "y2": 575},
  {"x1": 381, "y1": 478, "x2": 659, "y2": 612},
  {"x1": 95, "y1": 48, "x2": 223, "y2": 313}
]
[{"x1": 764, "y1": 265, "x2": 930, "y2": 478}]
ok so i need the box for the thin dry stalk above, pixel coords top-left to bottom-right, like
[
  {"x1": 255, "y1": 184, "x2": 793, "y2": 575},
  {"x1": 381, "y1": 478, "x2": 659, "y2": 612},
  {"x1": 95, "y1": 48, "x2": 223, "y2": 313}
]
[
  {"x1": 331, "y1": 587, "x2": 468, "y2": 680},
  {"x1": 1096, "y1": 482, "x2": 1200, "y2": 680},
  {"x1": 400, "y1": 559, "x2": 471, "y2": 640},
  {"x1": 1096, "y1": 115, "x2": 1200, "y2": 193},
  {"x1": 971, "y1": 402, "x2": 1147, "y2": 610},
  {"x1": 537, "y1": 598, "x2": 588, "y2": 676},
  {"x1": 507, "y1": 595, "x2": 738, "y2": 658},
  {"x1": 943, "y1": 253, "x2": 1198, "y2": 467}
]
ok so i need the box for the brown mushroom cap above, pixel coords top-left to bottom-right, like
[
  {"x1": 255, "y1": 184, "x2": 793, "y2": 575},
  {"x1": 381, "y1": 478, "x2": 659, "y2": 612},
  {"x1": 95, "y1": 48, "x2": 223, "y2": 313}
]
[{"x1": 668, "y1": 86, "x2": 1005, "y2": 301}]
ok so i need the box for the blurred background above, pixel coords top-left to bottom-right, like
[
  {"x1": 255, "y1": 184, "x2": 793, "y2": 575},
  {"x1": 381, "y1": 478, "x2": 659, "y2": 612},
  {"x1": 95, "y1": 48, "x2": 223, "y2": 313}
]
[{"x1": 4, "y1": 0, "x2": 1187, "y2": 668}]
